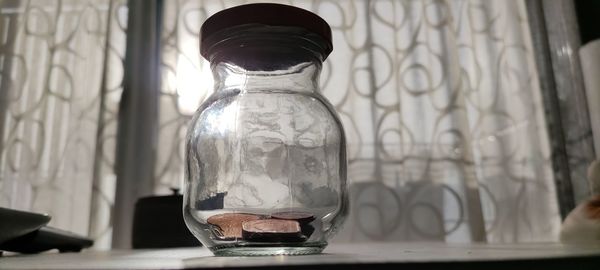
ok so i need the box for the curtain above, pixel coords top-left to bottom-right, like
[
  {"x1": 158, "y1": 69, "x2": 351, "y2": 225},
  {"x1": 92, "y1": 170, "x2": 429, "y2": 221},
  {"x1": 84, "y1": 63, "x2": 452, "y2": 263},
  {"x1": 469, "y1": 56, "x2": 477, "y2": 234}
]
[
  {"x1": 0, "y1": 0, "x2": 127, "y2": 248},
  {"x1": 0, "y1": 0, "x2": 564, "y2": 250}
]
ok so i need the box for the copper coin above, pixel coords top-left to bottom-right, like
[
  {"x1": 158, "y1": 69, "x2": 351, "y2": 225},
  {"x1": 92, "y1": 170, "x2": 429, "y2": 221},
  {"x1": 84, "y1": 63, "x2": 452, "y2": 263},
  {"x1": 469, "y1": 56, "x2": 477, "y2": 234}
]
[
  {"x1": 241, "y1": 219, "x2": 306, "y2": 242},
  {"x1": 207, "y1": 213, "x2": 261, "y2": 239},
  {"x1": 271, "y1": 211, "x2": 315, "y2": 224}
]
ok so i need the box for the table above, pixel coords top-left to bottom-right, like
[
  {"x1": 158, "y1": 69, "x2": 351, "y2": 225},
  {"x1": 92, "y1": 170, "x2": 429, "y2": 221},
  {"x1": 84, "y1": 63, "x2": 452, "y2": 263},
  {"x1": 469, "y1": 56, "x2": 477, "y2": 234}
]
[{"x1": 1, "y1": 242, "x2": 600, "y2": 270}]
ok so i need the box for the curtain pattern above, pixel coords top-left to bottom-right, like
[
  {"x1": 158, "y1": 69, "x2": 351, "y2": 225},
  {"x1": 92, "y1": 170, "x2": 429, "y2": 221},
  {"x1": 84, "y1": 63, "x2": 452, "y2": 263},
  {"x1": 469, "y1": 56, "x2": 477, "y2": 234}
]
[
  {"x1": 0, "y1": 0, "x2": 562, "y2": 247},
  {"x1": 0, "y1": 0, "x2": 126, "y2": 240},
  {"x1": 87, "y1": 0, "x2": 128, "y2": 249},
  {"x1": 158, "y1": 0, "x2": 560, "y2": 242}
]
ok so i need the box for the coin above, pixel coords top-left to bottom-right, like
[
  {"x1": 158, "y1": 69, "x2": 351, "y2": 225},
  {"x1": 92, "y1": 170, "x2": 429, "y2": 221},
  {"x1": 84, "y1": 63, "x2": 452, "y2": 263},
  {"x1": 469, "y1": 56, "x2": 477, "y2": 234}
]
[
  {"x1": 241, "y1": 219, "x2": 306, "y2": 242},
  {"x1": 271, "y1": 211, "x2": 315, "y2": 224},
  {"x1": 207, "y1": 213, "x2": 261, "y2": 239}
]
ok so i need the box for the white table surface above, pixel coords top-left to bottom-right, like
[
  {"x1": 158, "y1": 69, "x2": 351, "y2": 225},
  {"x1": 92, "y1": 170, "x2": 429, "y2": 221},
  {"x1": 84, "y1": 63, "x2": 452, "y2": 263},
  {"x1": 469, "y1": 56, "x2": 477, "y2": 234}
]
[{"x1": 1, "y1": 242, "x2": 600, "y2": 270}]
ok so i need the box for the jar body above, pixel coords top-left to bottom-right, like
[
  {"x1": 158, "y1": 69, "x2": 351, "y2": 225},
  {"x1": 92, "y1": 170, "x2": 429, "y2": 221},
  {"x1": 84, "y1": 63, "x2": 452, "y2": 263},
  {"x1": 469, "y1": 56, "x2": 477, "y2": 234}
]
[{"x1": 183, "y1": 28, "x2": 347, "y2": 256}]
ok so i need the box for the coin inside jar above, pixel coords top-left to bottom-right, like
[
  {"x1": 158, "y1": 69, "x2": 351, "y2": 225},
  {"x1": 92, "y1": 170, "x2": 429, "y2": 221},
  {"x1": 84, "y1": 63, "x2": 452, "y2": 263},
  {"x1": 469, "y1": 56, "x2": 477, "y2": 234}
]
[
  {"x1": 271, "y1": 211, "x2": 315, "y2": 224},
  {"x1": 241, "y1": 219, "x2": 306, "y2": 242},
  {"x1": 272, "y1": 211, "x2": 317, "y2": 239},
  {"x1": 207, "y1": 213, "x2": 261, "y2": 239}
]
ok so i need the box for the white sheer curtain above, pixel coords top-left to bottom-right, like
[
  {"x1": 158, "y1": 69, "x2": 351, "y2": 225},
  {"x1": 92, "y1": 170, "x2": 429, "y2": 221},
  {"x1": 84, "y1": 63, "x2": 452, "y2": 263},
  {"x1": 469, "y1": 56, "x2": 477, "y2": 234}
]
[
  {"x1": 158, "y1": 0, "x2": 560, "y2": 243},
  {"x1": 0, "y1": 0, "x2": 127, "y2": 248},
  {"x1": 0, "y1": 0, "x2": 561, "y2": 250}
]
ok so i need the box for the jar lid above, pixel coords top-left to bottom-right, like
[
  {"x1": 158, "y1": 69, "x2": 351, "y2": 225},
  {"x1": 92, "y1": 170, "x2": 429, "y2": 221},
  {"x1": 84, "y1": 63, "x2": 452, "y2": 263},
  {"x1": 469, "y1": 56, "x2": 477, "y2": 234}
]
[{"x1": 200, "y1": 3, "x2": 333, "y2": 59}]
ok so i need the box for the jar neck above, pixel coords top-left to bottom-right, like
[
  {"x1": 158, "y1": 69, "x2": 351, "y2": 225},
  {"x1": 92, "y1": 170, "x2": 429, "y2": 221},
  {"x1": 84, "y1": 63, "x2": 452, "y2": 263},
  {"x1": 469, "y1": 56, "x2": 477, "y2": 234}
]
[
  {"x1": 212, "y1": 61, "x2": 321, "y2": 93},
  {"x1": 205, "y1": 25, "x2": 328, "y2": 93}
]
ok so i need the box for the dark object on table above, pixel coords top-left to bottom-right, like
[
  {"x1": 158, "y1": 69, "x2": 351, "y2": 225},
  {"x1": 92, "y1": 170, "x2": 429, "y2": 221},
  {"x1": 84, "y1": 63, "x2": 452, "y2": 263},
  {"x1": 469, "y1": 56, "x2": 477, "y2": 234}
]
[
  {"x1": 0, "y1": 207, "x2": 50, "y2": 244},
  {"x1": 242, "y1": 219, "x2": 306, "y2": 242},
  {"x1": 207, "y1": 213, "x2": 262, "y2": 240},
  {"x1": 0, "y1": 207, "x2": 93, "y2": 254},
  {"x1": 195, "y1": 192, "x2": 227, "y2": 210},
  {"x1": 132, "y1": 189, "x2": 200, "y2": 248},
  {"x1": 0, "y1": 226, "x2": 93, "y2": 254}
]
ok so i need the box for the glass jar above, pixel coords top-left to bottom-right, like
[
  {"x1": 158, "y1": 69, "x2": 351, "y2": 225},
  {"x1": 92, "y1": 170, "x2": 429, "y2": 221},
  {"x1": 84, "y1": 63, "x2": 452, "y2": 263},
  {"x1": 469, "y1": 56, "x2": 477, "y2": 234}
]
[{"x1": 183, "y1": 4, "x2": 348, "y2": 256}]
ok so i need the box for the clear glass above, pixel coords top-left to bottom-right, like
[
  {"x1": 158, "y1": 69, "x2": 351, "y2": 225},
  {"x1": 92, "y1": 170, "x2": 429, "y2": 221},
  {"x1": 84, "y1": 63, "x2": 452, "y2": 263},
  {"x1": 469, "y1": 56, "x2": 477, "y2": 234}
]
[{"x1": 184, "y1": 26, "x2": 348, "y2": 256}]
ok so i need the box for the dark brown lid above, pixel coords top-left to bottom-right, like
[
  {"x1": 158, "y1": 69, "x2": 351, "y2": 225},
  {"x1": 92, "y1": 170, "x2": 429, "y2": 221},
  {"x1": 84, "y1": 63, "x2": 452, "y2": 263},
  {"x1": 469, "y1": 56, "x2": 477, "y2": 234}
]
[{"x1": 200, "y1": 3, "x2": 332, "y2": 59}]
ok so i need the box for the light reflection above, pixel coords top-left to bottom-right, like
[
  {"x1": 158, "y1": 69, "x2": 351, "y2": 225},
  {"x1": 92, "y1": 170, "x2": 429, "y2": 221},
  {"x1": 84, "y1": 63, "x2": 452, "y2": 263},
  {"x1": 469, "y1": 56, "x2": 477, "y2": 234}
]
[
  {"x1": 176, "y1": 55, "x2": 213, "y2": 115},
  {"x1": 557, "y1": 45, "x2": 573, "y2": 58}
]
